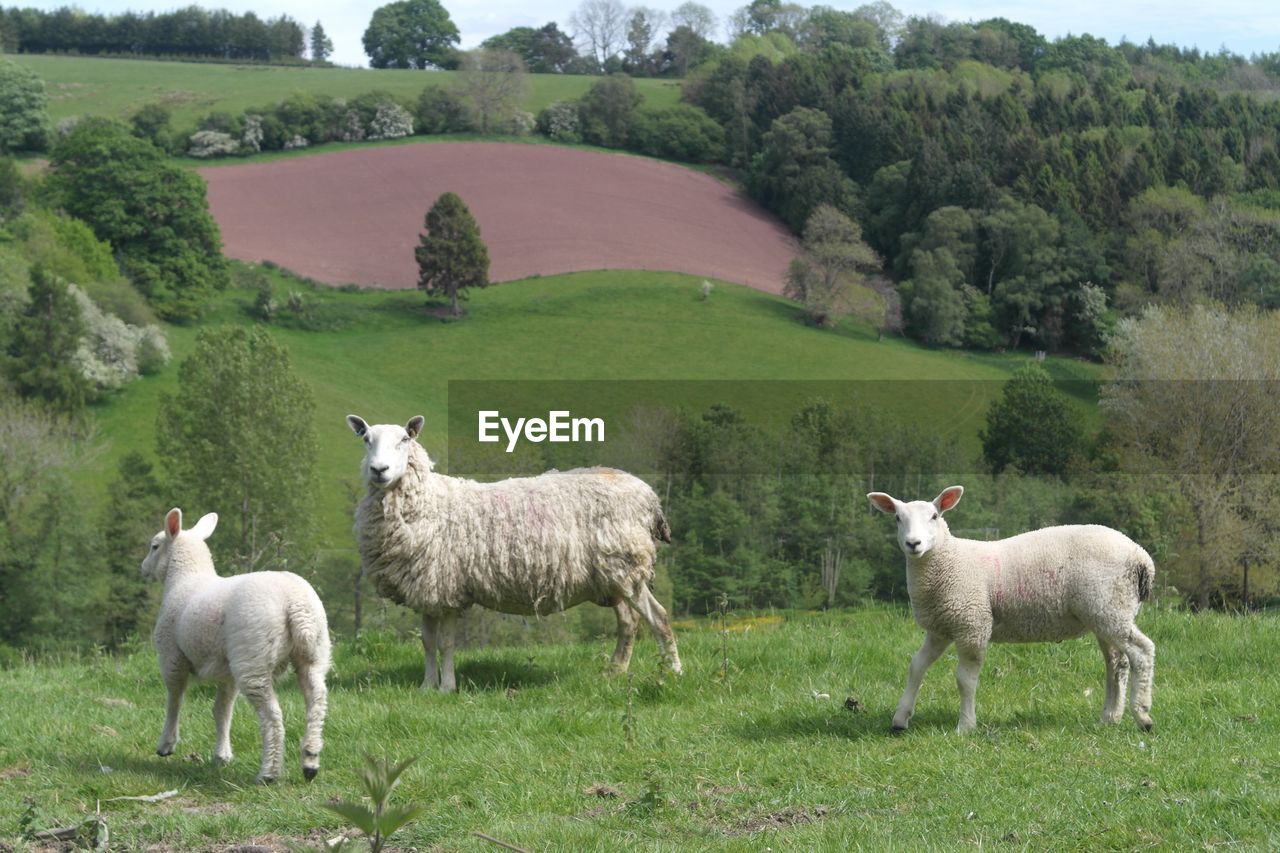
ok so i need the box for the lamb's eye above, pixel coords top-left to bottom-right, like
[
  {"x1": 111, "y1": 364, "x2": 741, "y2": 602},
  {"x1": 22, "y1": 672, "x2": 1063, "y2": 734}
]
[
  {"x1": 151, "y1": 543, "x2": 158, "y2": 551},
  {"x1": 932, "y1": 512, "x2": 939, "y2": 521},
  {"x1": 399, "y1": 436, "x2": 408, "y2": 445}
]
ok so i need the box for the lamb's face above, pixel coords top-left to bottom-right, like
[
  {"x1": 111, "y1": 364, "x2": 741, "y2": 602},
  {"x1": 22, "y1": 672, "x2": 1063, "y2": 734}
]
[
  {"x1": 867, "y1": 486, "x2": 964, "y2": 558},
  {"x1": 141, "y1": 508, "x2": 218, "y2": 581},
  {"x1": 348, "y1": 415, "x2": 425, "y2": 490}
]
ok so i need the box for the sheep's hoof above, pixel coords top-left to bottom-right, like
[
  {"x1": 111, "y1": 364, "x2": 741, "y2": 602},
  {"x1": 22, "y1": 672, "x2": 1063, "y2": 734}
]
[
  {"x1": 212, "y1": 753, "x2": 233, "y2": 765},
  {"x1": 156, "y1": 747, "x2": 174, "y2": 757},
  {"x1": 890, "y1": 724, "x2": 908, "y2": 735},
  {"x1": 256, "y1": 774, "x2": 277, "y2": 785},
  {"x1": 303, "y1": 767, "x2": 318, "y2": 782}
]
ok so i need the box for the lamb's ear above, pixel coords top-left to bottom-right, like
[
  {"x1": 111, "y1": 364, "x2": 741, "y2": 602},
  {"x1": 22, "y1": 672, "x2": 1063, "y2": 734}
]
[
  {"x1": 867, "y1": 492, "x2": 899, "y2": 515},
  {"x1": 165, "y1": 507, "x2": 182, "y2": 538},
  {"x1": 934, "y1": 485, "x2": 964, "y2": 513},
  {"x1": 347, "y1": 415, "x2": 369, "y2": 438},
  {"x1": 191, "y1": 512, "x2": 218, "y2": 541},
  {"x1": 406, "y1": 416, "x2": 424, "y2": 439}
]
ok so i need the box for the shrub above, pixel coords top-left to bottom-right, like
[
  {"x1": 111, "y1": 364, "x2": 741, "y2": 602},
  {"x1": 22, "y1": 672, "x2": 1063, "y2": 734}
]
[
  {"x1": 241, "y1": 114, "x2": 264, "y2": 152},
  {"x1": 187, "y1": 129, "x2": 239, "y2": 158},
  {"x1": 70, "y1": 284, "x2": 170, "y2": 392},
  {"x1": 368, "y1": 101, "x2": 414, "y2": 139},
  {"x1": 630, "y1": 105, "x2": 724, "y2": 163},
  {"x1": 0, "y1": 60, "x2": 52, "y2": 153},
  {"x1": 509, "y1": 109, "x2": 535, "y2": 136},
  {"x1": 536, "y1": 100, "x2": 580, "y2": 143},
  {"x1": 415, "y1": 85, "x2": 472, "y2": 133}
]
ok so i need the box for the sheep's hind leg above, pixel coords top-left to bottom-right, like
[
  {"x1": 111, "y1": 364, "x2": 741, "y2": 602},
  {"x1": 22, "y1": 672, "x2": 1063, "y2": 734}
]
[
  {"x1": 954, "y1": 643, "x2": 987, "y2": 734},
  {"x1": 625, "y1": 584, "x2": 682, "y2": 674},
  {"x1": 608, "y1": 601, "x2": 639, "y2": 673},
  {"x1": 420, "y1": 614, "x2": 439, "y2": 690},
  {"x1": 240, "y1": 678, "x2": 285, "y2": 784},
  {"x1": 156, "y1": 666, "x2": 189, "y2": 756},
  {"x1": 437, "y1": 612, "x2": 459, "y2": 693},
  {"x1": 1122, "y1": 625, "x2": 1155, "y2": 731},
  {"x1": 1097, "y1": 636, "x2": 1129, "y2": 725},
  {"x1": 296, "y1": 661, "x2": 329, "y2": 781},
  {"x1": 892, "y1": 632, "x2": 949, "y2": 732},
  {"x1": 212, "y1": 681, "x2": 237, "y2": 764}
]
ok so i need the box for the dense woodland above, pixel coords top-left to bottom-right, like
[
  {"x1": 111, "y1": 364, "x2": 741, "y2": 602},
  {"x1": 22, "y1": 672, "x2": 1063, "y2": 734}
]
[{"x1": 2, "y1": 4, "x2": 1280, "y2": 654}]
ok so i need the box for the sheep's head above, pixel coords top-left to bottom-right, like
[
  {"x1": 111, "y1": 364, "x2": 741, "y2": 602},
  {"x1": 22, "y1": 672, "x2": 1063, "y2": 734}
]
[
  {"x1": 867, "y1": 486, "x2": 963, "y2": 558},
  {"x1": 141, "y1": 507, "x2": 218, "y2": 581},
  {"x1": 348, "y1": 414, "x2": 424, "y2": 490}
]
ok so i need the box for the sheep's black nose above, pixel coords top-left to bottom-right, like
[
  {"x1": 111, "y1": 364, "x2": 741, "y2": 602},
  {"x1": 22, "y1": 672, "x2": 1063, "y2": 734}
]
[
  {"x1": 370, "y1": 465, "x2": 388, "y2": 477},
  {"x1": 905, "y1": 538, "x2": 921, "y2": 550}
]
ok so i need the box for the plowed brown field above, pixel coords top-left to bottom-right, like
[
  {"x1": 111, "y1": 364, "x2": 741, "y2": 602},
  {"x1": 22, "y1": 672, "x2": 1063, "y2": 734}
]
[{"x1": 200, "y1": 142, "x2": 795, "y2": 292}]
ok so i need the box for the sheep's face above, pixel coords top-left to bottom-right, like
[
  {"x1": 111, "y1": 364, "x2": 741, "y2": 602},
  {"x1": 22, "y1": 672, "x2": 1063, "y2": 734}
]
[
  {"x1": 348, "y1": 415, "x2": 425, "y2": 490},
  {"x1": 141, "y1": 508, "x2": 219, "y2": 581},
  {"x1": 868, "y1": 486, "x2": 964, "y2": 558}
]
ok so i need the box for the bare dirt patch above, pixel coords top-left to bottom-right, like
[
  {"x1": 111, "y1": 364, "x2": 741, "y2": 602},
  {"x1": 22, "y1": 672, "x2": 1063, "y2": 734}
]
[
  {"x1": 724, "y1": 805, "x2": 829, "y2": 836},
  {"x1": 201, "y1": 143, "x2": 795, "y2": 293}
]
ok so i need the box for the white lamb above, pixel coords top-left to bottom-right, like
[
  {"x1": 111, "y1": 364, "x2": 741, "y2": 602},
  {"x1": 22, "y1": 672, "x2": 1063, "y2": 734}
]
[
  {"x1": 348, "y1": 414, "x2": 682, "y2": 692},
  {"x1": 867, "y1": 486, "x2": 1155, "y2": 734},
  {"x1": 141, "y1": 508, "x2": 331, "y2": 783}
]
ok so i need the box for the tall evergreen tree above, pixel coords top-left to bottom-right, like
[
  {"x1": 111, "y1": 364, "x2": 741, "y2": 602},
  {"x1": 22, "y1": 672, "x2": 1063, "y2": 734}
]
[
  {"x1": 310, "y1": 21, "x2": 334, "y2": 63},
  {"x1": 415, "y1": 192, "x2": 489, "y2": 316},
  {"x1": 7, "y1": 264, "x2": 90, "y2": 413}
]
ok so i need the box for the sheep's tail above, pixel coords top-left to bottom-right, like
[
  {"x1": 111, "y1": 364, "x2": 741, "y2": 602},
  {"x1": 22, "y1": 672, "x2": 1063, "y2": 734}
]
[
  {"x1": 1133, "y1": 549, "x2": 1155, "y2": 603},
  {"x1": 653, "y1": 507, "x2": 672, "y2": 543},
  {"x1": 286, "y1": 595, "x2": 331, "y2": 663}
]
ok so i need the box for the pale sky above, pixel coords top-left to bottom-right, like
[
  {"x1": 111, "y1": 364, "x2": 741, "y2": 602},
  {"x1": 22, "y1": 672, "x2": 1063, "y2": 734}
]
[{"x1": 50, "y1": 0, "x2": 1280, "y2": 69}]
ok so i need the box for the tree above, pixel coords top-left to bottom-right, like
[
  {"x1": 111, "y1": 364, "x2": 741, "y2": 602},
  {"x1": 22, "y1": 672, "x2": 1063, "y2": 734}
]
[
  {"x1": 416, "y1": 192, "x2": 489, "y2": 316},
  {"x1": 47, "y1": 119, "x2": 228, "y2": 321},
  {"x1": 578, "y1": 73, "x2": 642, "y2": 147},
  {"x1": 748, "y1": 106, "x2": 860, "y2": 232},
  {"x1": 980, "y1": 362, "x2": 1083, "y2": 477},
  {"x1": 454, "y1": 49, "x2": 526, "y2": 134},
  {"x1": 0, "y1": 59, "x2": 51, "y2": 153},
  {"x1": 481, "y1": 22, "x2": 577, "y2": 73},
  {"x1": 1102, "y1": 304, "x2": 1280, "y2": 609},
  {"x1": 6, "y1": 264, "x2": 90, "y2": 413},
  {"x1": 310, "y1": 21, "x2": 334, "y2": 63},
  {"x1": 156, "y1": 326, "x2": 317, "y2": 574},
  {"x1": 100, "y1": 451, "x2": 162, "y2": 648},
  {"x1": 570, "y1": 0, "x2": 628, "y2": 67},
  {"x1": 363, "y1": 0, "x2": 460, "y2": 69},
  {"x1": 130, "y1": 103, "x2": 172, "y2": 151},
  {"x1": 670, "y1": 1, "x2": 717, "y2": 39},
  {"x1": 784, "y1": 204, "x2": 880, "y2": 327}
]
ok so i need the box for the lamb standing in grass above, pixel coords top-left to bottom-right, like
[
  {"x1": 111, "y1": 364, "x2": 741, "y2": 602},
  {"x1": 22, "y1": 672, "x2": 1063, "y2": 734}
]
[
  {"x1": 348, "y1": 414, "x2": 682, "y2": 692},
  {"x1": 141, "y1": 508, "x2": 331, "y2": 783},
  {"x1": 867, "y1": 486, "x2": 1155, "y2": 734}
]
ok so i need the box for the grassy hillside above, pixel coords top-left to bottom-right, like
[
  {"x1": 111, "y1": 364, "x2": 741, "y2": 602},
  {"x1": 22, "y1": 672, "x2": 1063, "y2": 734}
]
[
  {"x1": 84, "y1": 269, "x2": 1102, "y2": 553},
  {"x1": 14, "y1": 55, "x2": 684, "y2": 129},
  {"x1": 0, "y1": 605, "x2": 1274, "y2": 849}
]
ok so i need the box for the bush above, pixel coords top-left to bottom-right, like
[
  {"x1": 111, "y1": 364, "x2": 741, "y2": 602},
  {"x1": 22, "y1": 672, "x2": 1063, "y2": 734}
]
[
  {"x1": 368, "y1": 101, "x2": 414, "y2": 139},
  {"x1": 187, "y1": 129, "x2": 239, "y2": 158},
  {"x1": 415, "y1": 85, "x2": 472, "y2": 133},
  {"x1": 508, "y1": 109, "x2": 535, "y2": 136},
  {"x1": 70, "y1": 284, "x2": 170, "y2": 392},
  {"x1": 630, "y1": 105, "x2": 724, "y2": 163},
  {"x1": 0, "y1": 60, "x2": 52, "y2": 153},
  {"x1": 536, "y1": 100, "x2": 581, "y2": 143}
]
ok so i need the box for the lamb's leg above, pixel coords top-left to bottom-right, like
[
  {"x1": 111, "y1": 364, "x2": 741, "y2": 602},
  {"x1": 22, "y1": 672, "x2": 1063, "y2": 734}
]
[
  {"x1": 156, "y1": 665, "x2": 189, "y2": 756},
  {"x1": 609, "y1": 601, "x2": 639, "y2": 673},
  {"x1": 626, "y1": 584, "x2": 682, "y2": 675},
  {"x1": 240, "y1": 678, "x2": 285, "y2": 784},
  {"x1": 892, "y1": 632, "x2": 949, "y2": 732},
  {"x1": 212, "y1": 681, "x2": 237, "y2": 764},
  {"x1": 1122, "y1": 625, "x2": 1156, "y2": 731},
  {"x1": 954, "y1": 643, "x2": 987, "y2": 734},
  {"x1": 296, "y1": 662, "x2": 328, "y2": 781},
  {"x1": 1097, "y1": 636, "x2": 1129, "y2": 725},
  {"x1": 438, "y1": 612, "x2": 459, "y2": 693},
  {"x1": 420, "y1": 614, "x2": 439, "y2": 690}
]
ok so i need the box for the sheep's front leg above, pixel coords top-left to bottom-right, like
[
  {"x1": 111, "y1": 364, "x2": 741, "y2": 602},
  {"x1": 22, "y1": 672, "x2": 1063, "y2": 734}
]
[
  {"x1": 156, "y1": 666, "x2": 190, "y2": 756},
  {"x1": 420, "y1": 614, "x2": 439, "y2": 690},
  {"x1": 892, "y1": 632, "x2": 949, "y2": 732},
  {"x1": 609, "y1": 601, "x2": 639, "y2": 673},
  {"x1": 241, "y1": 678, "x2": 285, "y2": 784},
  {"x1": 437, "y1": 612, "x2": 459, "y2": 692},
  {"x1": 212, "y1": 681, "x2": 237, "y2": 764},
  {"x1": 954, "y1": 643, "x2": 987, "y2": 734}
]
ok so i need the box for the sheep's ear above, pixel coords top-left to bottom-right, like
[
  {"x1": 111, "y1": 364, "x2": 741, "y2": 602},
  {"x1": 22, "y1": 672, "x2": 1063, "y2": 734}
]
[
  {"x1": 867, "y1": 492, "x2": 899, "y2": 515},
  {"x1": 934, "y1": 486, "x2": 964, "y2": 513},
  {"x1": 191, "y1": 512, "x2": 218, "y2": 541},
  {"x1": 406, "y1": 415, "x2": 424, "y2": 439},
  {"x1": 165, "y1": 508, "x2": 182, "y2": 538},
  {"x1": 347, "y1": 415, "x2": 369, "y2": 438}
]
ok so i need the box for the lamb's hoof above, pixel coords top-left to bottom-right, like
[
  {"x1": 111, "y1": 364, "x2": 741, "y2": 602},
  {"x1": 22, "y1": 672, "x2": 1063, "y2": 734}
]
[
  {"x1": 256, "y1": 775, "x2": 277, "y2": 785},
  {"x1": 212, "y1": 753, "x2": 233, "y2": 766},
  {"x1": 890, "y1": 724, "x2": 908, "y2": 735},
  {"x1": 156, "y1": 747, "x2": 174, "y2": 757},
  {"x1": 303, "y1": 767, "x2": 318, "y2": 782}
]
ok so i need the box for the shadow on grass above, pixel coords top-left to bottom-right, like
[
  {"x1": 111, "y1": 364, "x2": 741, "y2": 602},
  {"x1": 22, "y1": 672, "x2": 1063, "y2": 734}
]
[
  {"x1": 732, "y1": 704, "x2": 1080, "y2": 741},
  {"x1": 329, "y1": 653, "x2": 559, "y2": 692},
  {"x1": 89, "y1": 749, "x2": 266, "y2": 788}
]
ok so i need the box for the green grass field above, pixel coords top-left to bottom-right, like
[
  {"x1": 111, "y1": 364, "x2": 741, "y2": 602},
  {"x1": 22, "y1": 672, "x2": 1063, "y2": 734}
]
[
  {"x1": 0, "y1": 605, "x2": 1274, "y2": 850},
  {"x1": 83, "y1": 269, "x2": 1102, "y2": 552},
  {"x1": 13, "y1": 54, "x2": 684, "y2": 129}
]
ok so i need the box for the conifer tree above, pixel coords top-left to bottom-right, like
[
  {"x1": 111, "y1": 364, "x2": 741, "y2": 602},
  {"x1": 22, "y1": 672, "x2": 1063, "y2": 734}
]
[{"x1": 415, "y1": 192, "x2": 490, "y2": 317}]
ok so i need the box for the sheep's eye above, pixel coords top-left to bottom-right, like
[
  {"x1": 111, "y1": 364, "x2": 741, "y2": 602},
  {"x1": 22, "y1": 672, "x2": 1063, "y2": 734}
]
[
  {"x1": 150, "y1": 543, "x2": 158, "y2": 551},
  {"x1": 932, "y1": 512, "x2": 939, "y2": 521},
  {"x1": 399, "y1": 436, "x2": 408, "y2": 445}
]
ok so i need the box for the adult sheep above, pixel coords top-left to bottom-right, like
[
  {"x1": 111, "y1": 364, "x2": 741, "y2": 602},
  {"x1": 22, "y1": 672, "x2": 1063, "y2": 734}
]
[
  {"x1": 348, "y1": 414, "x2": 683, "y2": 692},
  {"x1": 868, "y1": 486, "x2": 1155, "y2": 734},
  {"x1": 141, "y1": 508, "x2": 331, "y2": 783}
]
